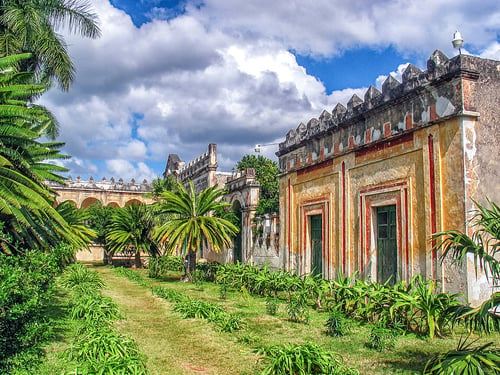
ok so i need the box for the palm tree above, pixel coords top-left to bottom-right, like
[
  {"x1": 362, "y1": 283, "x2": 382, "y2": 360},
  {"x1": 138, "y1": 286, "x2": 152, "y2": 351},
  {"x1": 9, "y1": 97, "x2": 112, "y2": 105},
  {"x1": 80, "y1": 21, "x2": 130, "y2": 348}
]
[
  {"x1": 154, "y1": 181, "x2": 239, "y2": 277},
  {"x1": 106, "y1": 202, "x2": 160, "y2": 268},
  {"x1": 433, "y1": 199, "x2": 500, "y2": 333},
  {"x1": 0, "y1": 53, "x2": 87, "y2": 253},
  {"x1": 0, "y1": 0, "x2": 101, "y2": 91}
]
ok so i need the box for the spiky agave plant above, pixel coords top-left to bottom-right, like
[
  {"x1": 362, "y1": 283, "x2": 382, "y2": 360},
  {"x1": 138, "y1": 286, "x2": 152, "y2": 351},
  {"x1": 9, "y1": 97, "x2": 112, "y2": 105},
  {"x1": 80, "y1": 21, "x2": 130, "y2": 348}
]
[{"x1": 423, "y1": 337, "x2": 500, "y2": 375}]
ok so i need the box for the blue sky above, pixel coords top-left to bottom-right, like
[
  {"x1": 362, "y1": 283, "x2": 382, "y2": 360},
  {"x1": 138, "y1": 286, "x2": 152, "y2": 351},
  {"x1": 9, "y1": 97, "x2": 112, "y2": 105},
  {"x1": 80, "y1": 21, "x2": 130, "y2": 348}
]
[{"x1": 39, "y1": 0, "x2": 500, "y2": 182}]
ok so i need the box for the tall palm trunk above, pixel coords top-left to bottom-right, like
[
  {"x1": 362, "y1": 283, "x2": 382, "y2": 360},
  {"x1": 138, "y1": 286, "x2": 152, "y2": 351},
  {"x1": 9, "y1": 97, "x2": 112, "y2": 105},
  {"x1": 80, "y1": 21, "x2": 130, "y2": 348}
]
[{"x1": 187, "y1": 250, "x2": 197, "y2": 274}]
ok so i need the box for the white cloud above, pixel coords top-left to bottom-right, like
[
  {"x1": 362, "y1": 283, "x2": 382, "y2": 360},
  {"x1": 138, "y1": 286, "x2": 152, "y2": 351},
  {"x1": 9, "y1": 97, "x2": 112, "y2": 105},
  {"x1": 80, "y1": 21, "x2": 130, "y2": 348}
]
[{"x1": 38, "y1": 0, "x2": 499, "y2": 180}]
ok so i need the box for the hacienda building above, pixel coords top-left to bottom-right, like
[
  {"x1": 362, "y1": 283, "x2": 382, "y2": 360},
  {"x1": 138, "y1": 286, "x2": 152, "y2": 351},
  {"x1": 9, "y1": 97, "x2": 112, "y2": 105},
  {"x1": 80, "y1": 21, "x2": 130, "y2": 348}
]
[{"x1": 276, "y1": 50, "x2": 499, "y2": 305}]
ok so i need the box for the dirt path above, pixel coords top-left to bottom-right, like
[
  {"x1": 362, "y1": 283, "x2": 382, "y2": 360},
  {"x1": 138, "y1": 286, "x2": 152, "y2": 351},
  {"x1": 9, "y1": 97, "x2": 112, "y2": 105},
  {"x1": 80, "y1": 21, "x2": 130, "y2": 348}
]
[{"x1": 96, "y1": 268, "x2": 258, "y2": 375}]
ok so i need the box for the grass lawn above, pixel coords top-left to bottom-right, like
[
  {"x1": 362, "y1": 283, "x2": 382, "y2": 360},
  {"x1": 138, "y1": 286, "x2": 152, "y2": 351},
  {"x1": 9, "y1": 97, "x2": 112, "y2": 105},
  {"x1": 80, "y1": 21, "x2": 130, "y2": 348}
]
[{"x1": 36, "y1": 266, "x2": 500, "y2": 375}]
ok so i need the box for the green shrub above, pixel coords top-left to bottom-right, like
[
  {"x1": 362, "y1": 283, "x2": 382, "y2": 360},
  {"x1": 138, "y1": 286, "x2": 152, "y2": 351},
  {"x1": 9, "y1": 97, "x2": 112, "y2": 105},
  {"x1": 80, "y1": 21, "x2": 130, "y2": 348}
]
[
  {"x1": 219, "y1": 283, "x2": 228, "y2": 299},
  {"x1": 237, "y1": 332, "x2": 261, "y2": 346},
  {"x1": 266, "y1": 297, "x2": 279, "y2": 316},
  {"x1": 147, "y1": 256, "x2": 168, "y2": 279},
  {"x1": 0, "y1": 251, "x2": 60, "y2": 369},
  {"x1": 66, "y1": 325, "x2": 148, "y2": 375},
  {"x1": 325, "y1": 311, "x2": 351, "y2": 337},
  {"x1": 256, "y1": 342, "x2": 359, "y2": 375},
  {"x1": 423, "y1": 337, "x2": 500, "y2": 375},
  {"x1": 173, "y1": 299, "x2": 225, "y2": 320},
  {"x1": 70, "y1": 293, "x2": 121, "y2": 322},
  {"x1": 286, "y1": 295, "x2": 310, "y2": 324},
  {"x1": 366, "y1": 325, "x2": 397, "y2": 351},
  {"x1": 60, "y1": 263, "x2": 104, "y2": 292},
  {"x1": 151, "y1": 285, "x2": 187, "y2": 303},
  {"x1": 211, "y1": 313, "x2": 247, "y2": 333}
]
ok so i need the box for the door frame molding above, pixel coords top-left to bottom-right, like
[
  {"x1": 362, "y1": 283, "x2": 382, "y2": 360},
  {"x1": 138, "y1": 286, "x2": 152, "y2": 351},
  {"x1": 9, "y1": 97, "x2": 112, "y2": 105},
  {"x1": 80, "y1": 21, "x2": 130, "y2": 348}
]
[{"x1": 359, "y1": 180, "x2": 411, "y2": 282}]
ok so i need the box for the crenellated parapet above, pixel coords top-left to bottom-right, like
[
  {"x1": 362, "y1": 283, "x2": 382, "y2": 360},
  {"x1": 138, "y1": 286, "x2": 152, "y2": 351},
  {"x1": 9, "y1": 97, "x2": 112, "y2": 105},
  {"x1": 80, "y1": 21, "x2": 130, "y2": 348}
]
[
  {"x1": 226, "y1": 168, "x2": 260, "y2": 194},
  {"x1": 46, "y1": 176, "x2": 152, "y2": 192},
  {"x1": 276, "y1": 51, "x2": 493, "y2": 172},
  {"x1": 171, "y1": 143, "x2": 219, "y2": 193},
  {"x1": 47, "y1": 176, "x2": 153, "y2": 208}
]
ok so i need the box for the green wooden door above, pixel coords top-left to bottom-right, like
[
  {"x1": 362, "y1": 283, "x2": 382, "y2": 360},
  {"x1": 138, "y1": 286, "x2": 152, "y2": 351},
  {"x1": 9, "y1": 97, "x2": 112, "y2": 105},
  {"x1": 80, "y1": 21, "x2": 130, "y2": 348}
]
[
  {"x1": 310, "y1": 215, "x2": 323, "y2": 276},
  {"x1": 376, "y1": 205, "x2": 397, "y2": 284}
]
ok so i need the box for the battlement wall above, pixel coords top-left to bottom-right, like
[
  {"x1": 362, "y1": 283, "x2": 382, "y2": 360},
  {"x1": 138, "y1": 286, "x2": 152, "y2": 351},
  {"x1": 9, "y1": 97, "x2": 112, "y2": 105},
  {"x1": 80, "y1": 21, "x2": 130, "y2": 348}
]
[{"x1": 277, "y1": 51, "x2": 499, "y2": 173}]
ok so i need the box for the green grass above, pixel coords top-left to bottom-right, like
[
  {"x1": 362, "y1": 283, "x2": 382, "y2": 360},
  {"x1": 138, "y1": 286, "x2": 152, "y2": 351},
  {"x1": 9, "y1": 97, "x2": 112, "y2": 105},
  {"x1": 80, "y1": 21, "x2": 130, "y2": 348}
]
[{"x1": 36, "y1": 266, "x2": 500, "y2": 374}]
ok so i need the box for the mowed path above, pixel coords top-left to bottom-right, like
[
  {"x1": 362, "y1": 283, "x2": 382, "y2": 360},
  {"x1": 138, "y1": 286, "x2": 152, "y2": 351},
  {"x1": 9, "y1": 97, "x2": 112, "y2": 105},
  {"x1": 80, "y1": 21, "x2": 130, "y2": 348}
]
[{"x1": 96, "y1": 268, "x2": 258, "y2": 375}]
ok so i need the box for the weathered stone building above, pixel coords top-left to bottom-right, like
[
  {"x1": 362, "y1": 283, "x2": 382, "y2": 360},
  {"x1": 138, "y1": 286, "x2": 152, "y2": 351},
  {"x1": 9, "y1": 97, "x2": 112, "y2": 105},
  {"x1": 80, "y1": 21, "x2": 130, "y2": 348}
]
[
  {"x1": 49, "y1": 176, "x2": 153, "y2": 208},
  {"x1": 276, "y1": 51, "x2": 499, "y2": 305},
  {"x1": 49, "y1": 177, "x2": 153, "y2": 262},
  {"x1": 167, "y1": 145, "x2": 280, "y2": 266}
]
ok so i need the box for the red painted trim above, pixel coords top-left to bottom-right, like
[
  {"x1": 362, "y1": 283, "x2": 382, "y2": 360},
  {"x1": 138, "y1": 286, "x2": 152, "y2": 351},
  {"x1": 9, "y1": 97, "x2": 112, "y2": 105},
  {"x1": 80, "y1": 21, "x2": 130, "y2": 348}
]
[
  {"x1": 428, "y1": 135, "x2": 437, "y2": 278},
  {"x1": 297, "y1": 158, "x2": 333, "y2": 176},
  {"x1": 404, "y1": 188, "x2": 409, "y2": 277},
  {"x1": 355, "y1": 132, "x2": 413, "y2": 159},
  {"x1": 342, "y1": 162, "x2": 346, "y2": 274},
  {"x1": 360, "y1": 195, "x2": 364, "y2": 273},
  {"x1": 287, "y1": 178, "x2": 291, "y2": 270},
  {"x1": 302, "y1": 197, "x2": 329, "y2": 205},
  {"x1": 360, "y1": 181, "x2": 407, "y2": 194}
]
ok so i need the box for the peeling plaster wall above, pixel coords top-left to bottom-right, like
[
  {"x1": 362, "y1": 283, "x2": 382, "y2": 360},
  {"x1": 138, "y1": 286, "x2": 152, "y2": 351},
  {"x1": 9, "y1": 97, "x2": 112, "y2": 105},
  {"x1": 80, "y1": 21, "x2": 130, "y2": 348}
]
[{"x1": 278, "y1": 51, "x2": 499, "y2": 305}]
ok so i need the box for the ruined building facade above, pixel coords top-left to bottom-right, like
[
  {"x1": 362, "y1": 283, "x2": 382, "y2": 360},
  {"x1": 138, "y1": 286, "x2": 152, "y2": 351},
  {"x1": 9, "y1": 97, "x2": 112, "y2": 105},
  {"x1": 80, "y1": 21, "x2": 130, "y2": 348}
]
[
  {"x1": 276, "y1": 51, "x2": 499, "y2": 305},
  {"x1": 166, "y1": 144, "x2": 281, "y2": 267}
]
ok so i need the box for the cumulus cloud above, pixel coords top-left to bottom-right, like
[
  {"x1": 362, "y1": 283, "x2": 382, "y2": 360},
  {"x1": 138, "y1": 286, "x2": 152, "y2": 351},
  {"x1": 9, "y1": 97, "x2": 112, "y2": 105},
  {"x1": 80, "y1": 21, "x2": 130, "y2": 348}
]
[{"x1": 38, "y1": 0, "x2": 499, "y2": 179}]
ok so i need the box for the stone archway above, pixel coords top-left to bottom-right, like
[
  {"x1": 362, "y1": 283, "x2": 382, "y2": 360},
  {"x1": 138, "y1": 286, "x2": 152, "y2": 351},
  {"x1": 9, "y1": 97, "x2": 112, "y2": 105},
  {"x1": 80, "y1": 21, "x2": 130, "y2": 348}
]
[{"x1": 81, "y1": 197, "x2": 99, "y2": 209}]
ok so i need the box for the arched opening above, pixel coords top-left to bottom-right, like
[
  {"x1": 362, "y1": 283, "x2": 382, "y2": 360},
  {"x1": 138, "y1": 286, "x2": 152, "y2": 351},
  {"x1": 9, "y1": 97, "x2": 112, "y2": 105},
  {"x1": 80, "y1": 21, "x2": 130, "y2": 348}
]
[
  {"x1": 232, "y1": 200, "x2": 243, "y2": 263},
  {"x1": 81, "y1": 197, "x2": 99, "y2": 209},
  {"x1": 125, "y1": 199, "x2": 142, "y2": 206},
  {"x1": 107, "y1": 202, "x2": 120, "y2": 208}
]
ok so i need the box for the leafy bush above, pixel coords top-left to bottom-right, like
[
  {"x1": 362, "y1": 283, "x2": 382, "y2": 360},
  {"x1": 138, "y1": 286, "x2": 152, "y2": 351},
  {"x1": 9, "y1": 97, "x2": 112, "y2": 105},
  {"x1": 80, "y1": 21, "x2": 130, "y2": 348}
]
[
  {"x1": 70, "y1": 293, "x2": 121, "y2": 322},
  {"x1": 66, "y1": 325, "x2": 148, "y2": 375},
  {"x1": 151, "y1": 285, "x2": 187, "y2": 303},
  {"x1": 212, "y1": 313, "x2": 247, "y2": 333},
  {"x1": 266, "y1": 297, "x2": 279, "y2": 316},
  {"x1": 325, "y1": 311, "x2": 351, "y2": 337},
  {"x1": 423, "y1": 337, "x2": 500, "y2": 375},
  {"x1": 0, "y1": 251, "x2": 60, "y2": 370},
  {"x1": 256, "y1": 342, "x2": 359, "y2": 375},
  {"x1": 287, "y1": 295, "x2": 310, "y2": 324},
  {"x1": 366, "y1": 325, "x2": 397, "y2": 352},
  {"x1": 173, "y1": 299, "x2": 225, "y2": 320},
  {"x1": 60, "y1": 263, "x2": 104, "y2": 292}
]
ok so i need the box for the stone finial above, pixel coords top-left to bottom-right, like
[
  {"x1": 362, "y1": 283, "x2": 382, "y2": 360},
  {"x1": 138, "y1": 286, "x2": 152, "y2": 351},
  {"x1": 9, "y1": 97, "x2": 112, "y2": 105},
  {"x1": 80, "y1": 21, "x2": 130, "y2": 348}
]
[
  {"x1": 89, "y1": 176, "x2": 94, "y2": 181},
  {"x1": 297, "y1": 122, "x2": 307, "y2": 139},
  {"x1": 347, "y1": 94, "x2": 363, "y2": 111},
  {"x1": 102, "y1": 177, "x2": 106, "y2": 181},
  {"x1": 364, "y1": 85, "x2": 382, "y2": 109},
  {"x1": 286, "y1": 128, "x2": 297, "y2": 141},
  {"x1": 110, "y1": 177, "x2": 115, "y2": 183},
  {"x1": 143, "y1": 179, "x2": 148, "y2": 184},
  {"x1": 307, "y1": 118, "x2": 320, "y2": 136},
  {"x1": 67, "y1": 175, "x2": 72, "y2": 180},
  {"x1": 402, "y1": 64, "x2": 422, "y2": 83},
  {"x1": 318, "y1": 110, "x2": 331, "y2": 131},
  {"x1": 330, "y1": 103, "x2": 346, "y2": 128},
  {"x1": 118, "y1": 178, "x2": 123, "y2": 184},
  {"x1": 382, "y1": 75, "x2": 401, "y2": 100},
  {"x1": 131, "y1": 178, "x2": 135, "y2": 184},
  {"x1": 76, "y1": 176, "x2": 81, "y2": 181},
  {"x1": 427, "y1": 49, "x2": 449, "y2": 77},
  {"x1": 319, "y1": 109, "x2": 331, "y2": 122}
]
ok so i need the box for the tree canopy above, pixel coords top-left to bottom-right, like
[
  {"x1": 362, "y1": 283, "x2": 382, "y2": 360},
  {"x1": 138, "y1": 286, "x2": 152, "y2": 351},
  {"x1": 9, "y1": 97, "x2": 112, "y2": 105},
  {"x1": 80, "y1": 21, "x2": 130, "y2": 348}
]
[
  {"x1": 0, "y1": 0, "x2": 100, "y2": 91},
  {"x1": 236, "y1": 154, "x2": 279, "y2": 215}
]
